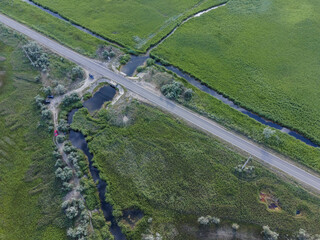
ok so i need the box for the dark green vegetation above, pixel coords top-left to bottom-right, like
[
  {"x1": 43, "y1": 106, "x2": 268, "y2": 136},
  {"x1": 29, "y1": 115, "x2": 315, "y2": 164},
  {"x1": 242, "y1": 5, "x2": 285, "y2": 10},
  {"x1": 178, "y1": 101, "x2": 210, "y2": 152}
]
[
  {"x1": 26, "y1": 0, "x2": 224, "y2": 51},
  {"x1": 152, "y1": 0, "x2": 320, "y2": 145},
  {"x1": 0, "y1": 25, "x2": 66, "y2": 239},
  {"x1": 71, "y1": 102, "x2": 320, "y2": 239},
  {"x1": 142, "y1": 67, "x2": 320, "y2": 174}
]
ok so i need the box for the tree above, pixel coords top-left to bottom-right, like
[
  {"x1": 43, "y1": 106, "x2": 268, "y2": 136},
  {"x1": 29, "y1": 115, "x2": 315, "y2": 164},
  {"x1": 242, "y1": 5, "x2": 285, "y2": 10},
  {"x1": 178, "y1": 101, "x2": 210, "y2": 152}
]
[
  {"x1": 55, "y1": 84, "x2": 66, "y2": 95},
  {"x1": 262, "y1": 226, "x2": 279, "y2": 240}
]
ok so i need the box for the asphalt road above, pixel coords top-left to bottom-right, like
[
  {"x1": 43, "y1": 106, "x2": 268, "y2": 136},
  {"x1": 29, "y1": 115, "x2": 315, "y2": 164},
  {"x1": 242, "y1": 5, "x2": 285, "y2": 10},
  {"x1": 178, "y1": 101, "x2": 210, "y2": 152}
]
[{"x1": 1, "y1": 13, "x2": 320, "y2": 191}]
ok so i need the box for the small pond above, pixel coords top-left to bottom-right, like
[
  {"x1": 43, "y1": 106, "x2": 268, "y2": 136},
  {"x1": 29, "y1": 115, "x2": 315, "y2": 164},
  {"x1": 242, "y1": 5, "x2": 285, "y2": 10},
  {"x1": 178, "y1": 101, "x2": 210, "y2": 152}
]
[{"x1": 83, "y1": 85, "x2": 116, "y2": 113}]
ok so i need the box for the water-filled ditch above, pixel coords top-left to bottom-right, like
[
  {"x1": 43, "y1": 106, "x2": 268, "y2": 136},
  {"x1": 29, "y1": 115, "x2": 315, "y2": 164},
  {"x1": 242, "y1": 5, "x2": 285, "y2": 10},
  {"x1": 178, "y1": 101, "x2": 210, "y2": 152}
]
[{"x1": 68, "y1": 85, "x2": 127, "y2": 240}]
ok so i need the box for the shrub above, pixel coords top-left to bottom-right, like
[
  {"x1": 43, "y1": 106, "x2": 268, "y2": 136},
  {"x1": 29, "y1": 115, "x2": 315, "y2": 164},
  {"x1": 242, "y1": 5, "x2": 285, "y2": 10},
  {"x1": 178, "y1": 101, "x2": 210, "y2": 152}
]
[
  {"x1": 55, "y1": 84, "x2": 66, "y2": 95},
  {"x1": 41, "y1": 109, "x2": 52, "y2": 120},
  {"x1": 197, "y1": 216, "x2": 210, "y2": 225},
  {"x1": 296, "y1": 229, "x2": 310, "y2": 240},
  {"x1": 146, "y1": 58, "x2": 155, "y2": 66},
  {"x1": 263, "y1": 127, "x2": 276, "y2": 139},
  {"x1": 119, "y1": 54, "x2": 130, "y2": 65},
  {"x1": 54, "y1": 159, "x2": 64, "y2": 168},
  {"x1": 62, "y1": 93, "x2": 80, "y2": 107},
  {"x1": 184, "y1": 88, "x2": 193, "y2": 101},
  {"x1": 161, "y1": 81, "x2": 183, "y2": 100},
  {"x1": 56, "y1": 135, "x2": 65, "y2": 143},
  {"x1": 55, "y1": 166, "x2": 73, "y2": 181},
  {"x1": 137, "y1": 66, "x2": 145, "y2": 73},
  {"x1": 52, "y1": 150, "x2": 62, "y2": 159},
  {"x1": 232, "y1": 223, "x2": 240, "y2": 231},
  {"x1": 262, "y1": 226, "x2": 279, "y2": 240},
  {"x1": 34, "y1": 95, "x2": 44, "y2": 108},
  {"x1": 58, "y1": 119, "x2": 69, "y2": 133},
  {"x1": 43, "y1": 86, "x2": 52, "y2": 96},
  {"x1": 71, "y1": 66, "x2": 84, "y2": 80},
  {"x1": 211, "y1": 217, "x2": 220, "y2": 225}
]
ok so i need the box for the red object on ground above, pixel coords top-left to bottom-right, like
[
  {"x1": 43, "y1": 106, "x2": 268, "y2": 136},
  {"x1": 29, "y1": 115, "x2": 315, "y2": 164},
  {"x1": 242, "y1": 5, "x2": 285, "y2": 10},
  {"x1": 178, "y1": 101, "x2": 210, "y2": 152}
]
[{"x1": 54, "y1": 130, "x2": 58, "y2": 136}]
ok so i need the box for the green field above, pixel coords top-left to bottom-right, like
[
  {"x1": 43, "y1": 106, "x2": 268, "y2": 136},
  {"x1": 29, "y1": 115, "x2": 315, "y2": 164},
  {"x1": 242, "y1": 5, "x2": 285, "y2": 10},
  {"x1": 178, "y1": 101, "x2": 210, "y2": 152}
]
[
  {"x1": 0, "y1": 0, "x2": 108, "y2": 57},
  {"x1": 30, "y1": 0, "x2": 225, "y2": 51},
  {"x1": 71, "y1": 101, "x2": 320, "y2": 239},
  {"x1": 152, "y1": 0, "x2": 320, "y2": 145},
  {"x1": 0, "y1": 26, "x2": 67, "y2": 239}
]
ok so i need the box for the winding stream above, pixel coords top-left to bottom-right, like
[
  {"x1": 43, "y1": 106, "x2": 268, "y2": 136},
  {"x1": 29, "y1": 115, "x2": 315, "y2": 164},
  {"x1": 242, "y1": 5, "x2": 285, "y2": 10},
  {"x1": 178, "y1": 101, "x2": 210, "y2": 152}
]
[
  {"x1": 22, "y1": 0, "x2": 318, "y2": 147},
  {"x1": 68, "y1": 86, "x2": 127, "y2": 240}
]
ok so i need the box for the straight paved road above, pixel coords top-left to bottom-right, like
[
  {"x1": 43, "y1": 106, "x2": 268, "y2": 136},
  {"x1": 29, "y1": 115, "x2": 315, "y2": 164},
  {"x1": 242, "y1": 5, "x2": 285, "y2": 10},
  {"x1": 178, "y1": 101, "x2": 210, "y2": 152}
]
[{"x1": 1, "y1": 13, "x2": 320, "y2": 191}]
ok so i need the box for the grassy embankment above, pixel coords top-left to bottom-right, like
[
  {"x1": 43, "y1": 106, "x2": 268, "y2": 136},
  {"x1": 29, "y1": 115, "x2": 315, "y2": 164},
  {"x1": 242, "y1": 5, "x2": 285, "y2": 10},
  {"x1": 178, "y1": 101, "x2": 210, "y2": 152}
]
[
  {"x1": 152, "y1": 0, "x2": 320, "y2": 145},
  {"x1": 20, "y1": 0, "x2": 225, "y2": 52},
  {"x1": 71, "y1": 101, "x2": 320, "y2": 240},
  {"x1": 0, "y1": 25, "x2": 67, "y2": 239}
]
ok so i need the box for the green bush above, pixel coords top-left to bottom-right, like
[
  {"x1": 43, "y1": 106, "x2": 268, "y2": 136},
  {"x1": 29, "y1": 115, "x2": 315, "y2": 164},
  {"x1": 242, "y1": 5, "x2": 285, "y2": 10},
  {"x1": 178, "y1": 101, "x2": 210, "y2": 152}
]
[{"x1": 161, "y1": 81, "x2": 183, "y2": 100}]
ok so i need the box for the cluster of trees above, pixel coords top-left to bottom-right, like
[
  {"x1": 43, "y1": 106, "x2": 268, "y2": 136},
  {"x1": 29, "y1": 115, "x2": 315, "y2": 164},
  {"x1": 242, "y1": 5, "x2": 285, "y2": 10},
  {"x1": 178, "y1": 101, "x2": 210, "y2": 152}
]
[
  {"x1": 53, "y1": 145, "x2": 92, "y2": 239},
  {"x1": 34, "y1": 95, "x2": 53, "y2": 131},
  {"x1": 63, "y1": 199, "x2": 90, "y2": 239},
  {"x1": 23, "y1": 42, "x2": 49, "y2": 71},
  {"x1": 197, "y1": 215, "x2": 220, "y2": 225},
  {"x1": 161, "y1": 81, "x2": 193, "y2": 101}
]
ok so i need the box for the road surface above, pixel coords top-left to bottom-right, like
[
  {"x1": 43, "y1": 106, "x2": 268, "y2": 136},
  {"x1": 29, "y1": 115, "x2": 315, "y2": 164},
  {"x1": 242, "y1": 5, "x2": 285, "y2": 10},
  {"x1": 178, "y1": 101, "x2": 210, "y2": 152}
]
[{"x1": 1, "y1": 13, "x2": 320, "y2": 191}]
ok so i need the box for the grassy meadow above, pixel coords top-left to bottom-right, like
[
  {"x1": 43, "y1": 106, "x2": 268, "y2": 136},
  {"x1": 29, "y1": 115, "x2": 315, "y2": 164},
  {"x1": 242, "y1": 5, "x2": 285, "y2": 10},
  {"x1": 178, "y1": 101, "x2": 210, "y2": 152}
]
[
  {"x1": 152, "y1": 0, "x2": 320, "y2": 145},
  {"x1": 30, "y1": 0, "x2": 225, "y2": 51},
  {"x1": 0, "y1": 25, "x2": 67, "y2": 239},
  {"x1": 71, "y1": 101, "x2": 320, "y2": 240}
]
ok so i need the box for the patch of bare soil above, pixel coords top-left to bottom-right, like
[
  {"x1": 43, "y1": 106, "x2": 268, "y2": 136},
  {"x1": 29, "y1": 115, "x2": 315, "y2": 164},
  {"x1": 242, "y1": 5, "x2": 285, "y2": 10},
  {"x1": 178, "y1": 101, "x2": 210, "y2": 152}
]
[
  {"x1": 0, "y1": 56, "x2": 6, "y2": 62},
  {"x1": 259, "y1": 192, "x2": 281, "y2": 211}
]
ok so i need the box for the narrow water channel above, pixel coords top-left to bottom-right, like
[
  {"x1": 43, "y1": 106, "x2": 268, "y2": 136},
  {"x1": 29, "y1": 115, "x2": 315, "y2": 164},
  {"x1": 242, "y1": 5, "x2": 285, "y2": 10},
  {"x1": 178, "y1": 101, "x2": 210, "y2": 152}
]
[
  {"x1": 156, "y1": 63, "x2": 319, "y2": 148},
  {"x1": 22, "y1": 0, "x2": 318, "y2": 147},
  {"x1": 68, "y1": 86, "x2": 127, "y2": 240}
]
